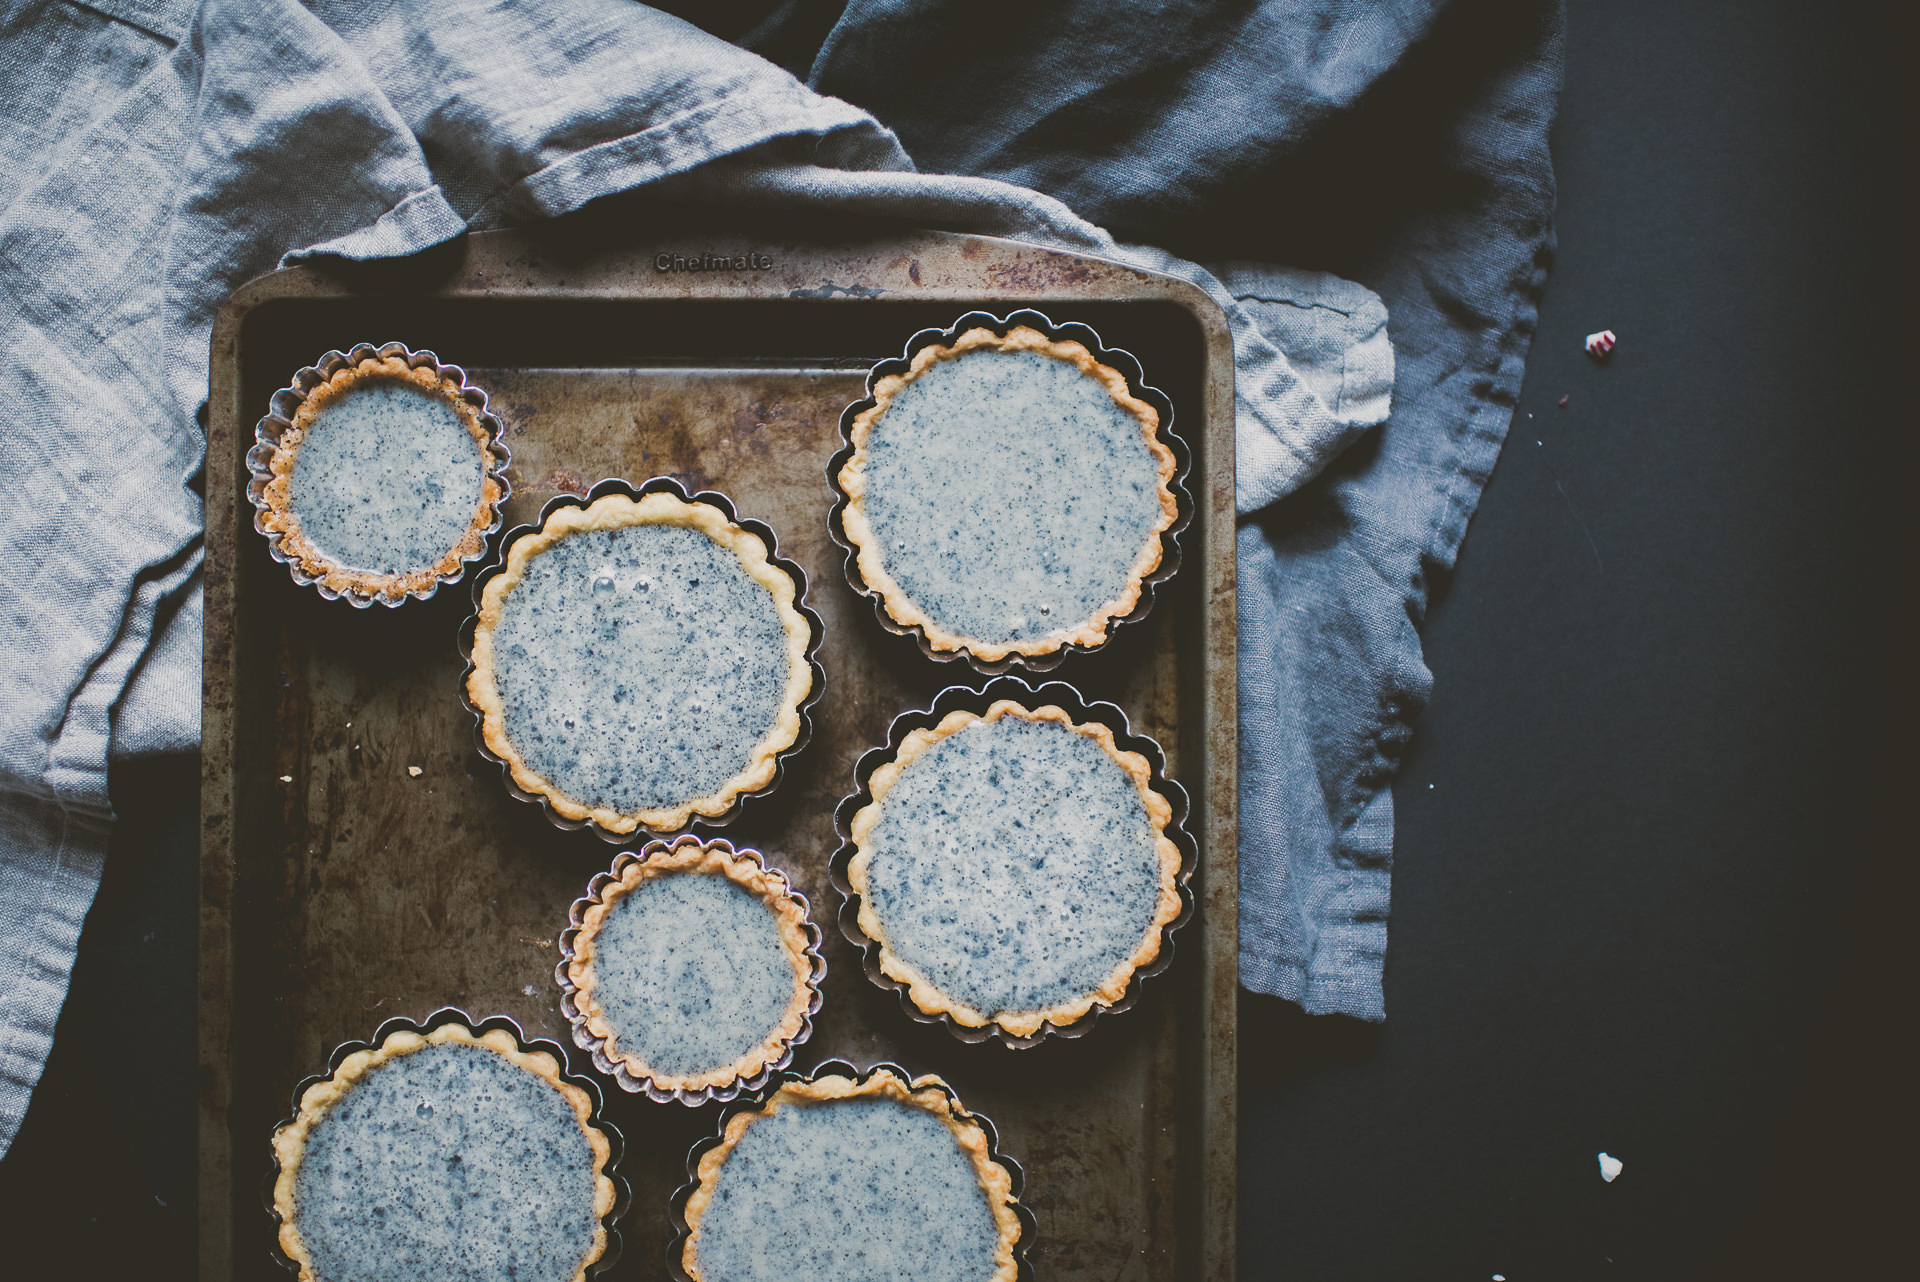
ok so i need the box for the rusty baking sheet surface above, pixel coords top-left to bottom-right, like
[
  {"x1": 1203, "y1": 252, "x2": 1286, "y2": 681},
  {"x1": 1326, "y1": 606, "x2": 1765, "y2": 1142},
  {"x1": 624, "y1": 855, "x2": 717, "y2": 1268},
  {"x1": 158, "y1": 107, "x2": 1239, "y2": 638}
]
[{"x1": 202, "y1": 222, "x2": 1237, "y2": 1281}]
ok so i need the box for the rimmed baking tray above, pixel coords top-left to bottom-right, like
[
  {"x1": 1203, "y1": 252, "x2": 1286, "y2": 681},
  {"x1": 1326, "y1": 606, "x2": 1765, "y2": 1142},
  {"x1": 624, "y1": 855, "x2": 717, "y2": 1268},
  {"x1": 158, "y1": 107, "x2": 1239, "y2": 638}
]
[{"x1": 202, "y1": 216, "x2": 1237, "y2": 1281}]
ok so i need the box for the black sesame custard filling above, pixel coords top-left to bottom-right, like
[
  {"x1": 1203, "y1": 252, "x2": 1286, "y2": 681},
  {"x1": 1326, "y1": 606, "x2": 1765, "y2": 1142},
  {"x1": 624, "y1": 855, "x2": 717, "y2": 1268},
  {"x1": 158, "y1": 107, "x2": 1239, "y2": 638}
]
[
  {"x1": 670, "y1": 1061, "x2": 1031, "y2": 1282},
  {"x1": 267, "y1": 1010, "x2": 625, "y2": 1282},
  {"x1": 461, "y1": 477, "x2": 823, "y2": 839},
  {"x1": 831, "y1": 678, "x2": 1196, "y2": 1048},
  {"x1": 557, "y1": 836, "x2": 826, "y2": 1104},
  {"x1": 828, "y1": 310, "x2": 1189, "y2": 672}
]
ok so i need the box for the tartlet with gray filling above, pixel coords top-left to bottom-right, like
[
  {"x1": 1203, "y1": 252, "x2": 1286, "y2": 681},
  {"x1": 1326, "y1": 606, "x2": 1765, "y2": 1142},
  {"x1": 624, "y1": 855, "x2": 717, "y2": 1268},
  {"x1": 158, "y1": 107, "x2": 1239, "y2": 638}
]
[
  {"x1": 466, "y1": 490, "x2": 814, "y2": 834},
  {"x1": 254, "y1": 350, "x2": 505, "y2": 604},
  {"x1": 270, "y1": 1022, "x2": 616, "y2": 1282},
  {"x1": 563, "y1": 837, "x2": 819, "y2": 1098},
  {"x1": 679, "y1": 1067, "x2": 1021, "y2": 1282},
  {"x1": 847, "y1": 698, "x2": 1183, "y2": 1039},
  {"x1": 837, "y1": 325, "x2": 1178, "y2": 663}
]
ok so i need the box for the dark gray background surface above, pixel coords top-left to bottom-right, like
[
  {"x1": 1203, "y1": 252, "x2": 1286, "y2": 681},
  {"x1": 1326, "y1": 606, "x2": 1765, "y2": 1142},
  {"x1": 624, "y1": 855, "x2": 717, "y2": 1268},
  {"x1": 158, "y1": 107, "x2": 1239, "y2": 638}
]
[{"x1": 0, "y1": 2, "x2": 1901, "y2": 1277}]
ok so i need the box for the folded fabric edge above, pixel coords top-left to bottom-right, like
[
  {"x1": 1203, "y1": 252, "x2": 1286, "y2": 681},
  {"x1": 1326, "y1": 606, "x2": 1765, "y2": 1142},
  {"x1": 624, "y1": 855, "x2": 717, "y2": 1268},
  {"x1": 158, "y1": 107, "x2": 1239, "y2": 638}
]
[
  {"x1": 491, "y1": 84, "x2": 909, "y2": 226},
  {"x1": 0, "y1": 797, "x2": 114, "y2": 1164},
  {"x1": 0, "y1": 542, "x2": 197, "y2": 1160},
  {"x1": 283, "y1": 184, "x2": 466, "y2": 265}
]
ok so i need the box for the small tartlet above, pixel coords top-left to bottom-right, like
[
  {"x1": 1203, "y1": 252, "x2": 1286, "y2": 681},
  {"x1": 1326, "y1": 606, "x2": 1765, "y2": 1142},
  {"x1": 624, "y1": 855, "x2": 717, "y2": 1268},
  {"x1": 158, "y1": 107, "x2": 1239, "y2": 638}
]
[
  {"x1": 463, "y1": 480, "x2": 819, "y2": 837},
  {"x1": 833, "y1": 315, "x2": 1182, "y2": 667},
  {"x1": 834, "y1": 679, "x2": 1194, "y2": 1046},
  {"x1": 269, "y1": 1016, "x2": 620, "y2": 1282},
  {"x1": 674, "y1": 1063, "x2": 1026, "y2": 1282},
  {"x1": 558, "y1": 837, "x2": 825, "y2": 1104},
  {"x1": 249, "y1": 342, "x2": 508, "y2": 606}
]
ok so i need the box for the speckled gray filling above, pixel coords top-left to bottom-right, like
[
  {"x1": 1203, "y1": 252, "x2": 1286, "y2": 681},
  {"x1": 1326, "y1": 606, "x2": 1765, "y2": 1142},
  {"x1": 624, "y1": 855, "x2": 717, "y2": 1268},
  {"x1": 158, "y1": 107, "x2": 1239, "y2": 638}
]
[
  {"x1": 694, "y1": 1094, "x2": 1003, "y2": 1282},
  {"x1": 589, "y1": 869, "x2": 799, "y2": 1079},
  {"x1": 291, "y1": 1041, "x2": 600, "y2": 1282},
  {"x1": 288, "y1": 379, "x2": 486, "y2": 574},
  {"x1": 865, "y1": 715, "x2": 1164, "y2": 1019},
  {"x1": 863, "y1": 348, "x2": 1163, "y2": 645},
  {"x1": 491, "y1": 524, "x2": 792, "y2": 815}
]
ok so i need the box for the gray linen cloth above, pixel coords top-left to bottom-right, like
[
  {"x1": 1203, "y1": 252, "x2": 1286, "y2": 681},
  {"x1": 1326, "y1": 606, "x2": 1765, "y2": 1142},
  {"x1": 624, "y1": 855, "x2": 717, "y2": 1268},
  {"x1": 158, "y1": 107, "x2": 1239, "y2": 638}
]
[
  {"x1": 796, "y1": 1, "x2": 1564, "y2": 1014},
  {"x1": 0, "y1": 0, "x2": 1558, "y2": 1157}
]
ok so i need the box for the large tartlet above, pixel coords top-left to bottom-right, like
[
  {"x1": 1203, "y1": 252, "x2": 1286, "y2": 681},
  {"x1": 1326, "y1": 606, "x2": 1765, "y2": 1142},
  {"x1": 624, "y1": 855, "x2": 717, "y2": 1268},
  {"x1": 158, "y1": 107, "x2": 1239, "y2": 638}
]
[
  {"x1": 270, "y1": 1021, "x2": 617, "y2": 1282},
  {"x1": 253, "y1": 346, "x2": 506, "y2": 604},
  {"x1": 837, "y1": 323, "x2": 1178, "y2": 663},
  {"x1": 679, "y1": 1066, "x2": 1022, "y2": 1282},
  {"x1": 561, "y1": 837, "x2": 822, "y2": 1101},
  {"x1": 466, "y1": 488, "x2": 815, "y2": 834},
  {"x1": 847, "y1": 698, "x2": 1184, "y2": 1039}
]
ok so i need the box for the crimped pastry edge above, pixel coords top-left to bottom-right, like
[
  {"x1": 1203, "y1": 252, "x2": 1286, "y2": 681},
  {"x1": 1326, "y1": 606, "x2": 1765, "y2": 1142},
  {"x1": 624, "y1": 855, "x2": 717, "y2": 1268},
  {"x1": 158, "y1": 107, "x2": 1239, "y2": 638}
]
[
  {"x1": 270, "y1": 1023, "x2": 616, "y2": 1282},
  {"x1": 566, "y1": 838, "x2": 815, "y2": 1094},
  {"x1": 837, "y1": 326, "x2": 1179, "y2": 662},
  {"x1": 680, "y1": 1070, "x2": 1020, "y2": 1282},
  {"x1": 257, "y1": 355, "x2": 504, "y2": 603},
  {"x1": 466, "y1": 491, "x2": 814, "y2": 834},
  {"x1": 846, "y1": 699, "x2": 1184, "y2": 1038}
]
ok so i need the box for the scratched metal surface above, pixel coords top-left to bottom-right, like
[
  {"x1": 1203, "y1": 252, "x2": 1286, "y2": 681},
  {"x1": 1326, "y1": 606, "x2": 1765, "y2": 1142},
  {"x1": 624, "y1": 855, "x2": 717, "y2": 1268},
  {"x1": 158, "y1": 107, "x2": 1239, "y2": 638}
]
[{"x1": 202, "y1": 222, "x2": 1237, "y2": 1281}]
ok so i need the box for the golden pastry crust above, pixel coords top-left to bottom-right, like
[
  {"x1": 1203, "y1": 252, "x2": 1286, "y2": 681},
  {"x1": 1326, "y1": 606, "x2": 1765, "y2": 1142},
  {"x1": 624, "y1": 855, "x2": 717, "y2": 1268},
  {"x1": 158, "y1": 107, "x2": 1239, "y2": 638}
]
[
  {"x1": 270, "y1": 1023, "x2": 616, "y2": 1282},
  {"x1": 466, "y1": 491, "x2": 814, "y2": 834},
  {"x1": 848, "y1": 700, "x2": 1183, "y2": 1038},
  {"x1": 838, "y1": 326, "x2": 1179, "y2": 662},
  {"x1": 681, "y1": 1070, "x2": 1021, "y2": 1282},
  {"x1": 258, "y1": 355, "x2": 503, "y2": 603},
  {"x1": 566, "y1": 838, "x2": 815, "y2": 1093}
]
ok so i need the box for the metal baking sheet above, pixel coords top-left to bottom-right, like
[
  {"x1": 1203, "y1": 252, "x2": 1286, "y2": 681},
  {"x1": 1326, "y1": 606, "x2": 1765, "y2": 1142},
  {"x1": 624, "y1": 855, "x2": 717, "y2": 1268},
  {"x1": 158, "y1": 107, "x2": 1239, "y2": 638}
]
[{"x1": 201, "y1": 221, "x2": 1237, "y2": 1280}]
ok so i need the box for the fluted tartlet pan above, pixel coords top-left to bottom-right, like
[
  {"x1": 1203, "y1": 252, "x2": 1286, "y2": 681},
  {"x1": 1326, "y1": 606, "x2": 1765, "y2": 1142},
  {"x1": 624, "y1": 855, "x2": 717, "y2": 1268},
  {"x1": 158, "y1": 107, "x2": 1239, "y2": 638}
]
[
  {"x1": 247, "y1": 341, "x2": 512, "y2": 608},
  {"x1": 264, "y1": 1007, "x2": 629, "y2": 1279},
  {"x1": 666, "y1": 1059, "x2": 1037, "y2": 1282},
  {"x1": 458, "y1": 475, "x2": 826, "y2": 843},
  {"x1": 555, "y1": 836, "x2": 827, "y2": 1106},
  {"x1": 826, "y1": 309, "x2": 1191, "y2": 675},
  {"x1": 830, "y1": 676, "x2": 1197, "y2": 1050}
]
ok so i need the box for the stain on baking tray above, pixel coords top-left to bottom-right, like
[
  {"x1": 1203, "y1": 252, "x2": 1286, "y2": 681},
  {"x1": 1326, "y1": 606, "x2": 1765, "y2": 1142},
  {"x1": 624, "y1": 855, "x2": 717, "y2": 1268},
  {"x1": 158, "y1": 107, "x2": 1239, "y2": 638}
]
[
  {"x1": 645, "y1": 412, "x2": 713, "y2": 493},
  {"x1": 986, "y1": 256, "x2": 1103, "y2": 291},
  {"x1": 788, "y1": 279, "x2": 884, "y2": 299},
  {"x1": 539, "y1": 466, "x2": 590, "y2": 498},
  {"x1": 497, "y1": 398, "x2": 540, "y2": 438},
  {"x1": 728, "y1": 398, "x2": 785, "y2": 459}
]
